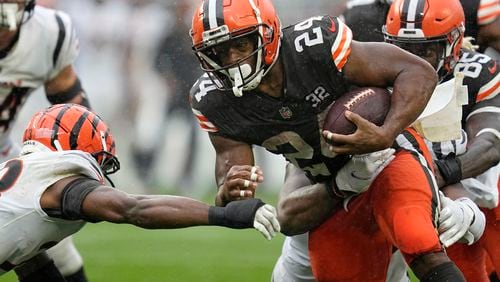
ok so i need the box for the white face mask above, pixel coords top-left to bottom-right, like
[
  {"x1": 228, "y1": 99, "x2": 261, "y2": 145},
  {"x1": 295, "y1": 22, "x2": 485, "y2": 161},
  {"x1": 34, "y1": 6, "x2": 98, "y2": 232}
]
[
  {"x1": 227, "y1": 63, "x2": 264, "y2": 97},
  {"x1": 0, "y1": 3, "x2": 24, "y2": 31}
]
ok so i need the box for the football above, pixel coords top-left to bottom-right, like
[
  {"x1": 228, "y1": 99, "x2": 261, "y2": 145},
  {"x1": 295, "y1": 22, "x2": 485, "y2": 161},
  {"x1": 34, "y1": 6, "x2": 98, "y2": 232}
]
[{"x1": 324, "y1": 87, "x2": 391, "y2": 136}]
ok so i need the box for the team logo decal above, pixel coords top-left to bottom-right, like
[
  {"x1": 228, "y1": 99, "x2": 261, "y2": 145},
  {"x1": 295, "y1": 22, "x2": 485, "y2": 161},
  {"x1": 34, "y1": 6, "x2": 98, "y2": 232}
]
[{"x1": 279, "y1": 106, "x2": 293, "y2": 119}]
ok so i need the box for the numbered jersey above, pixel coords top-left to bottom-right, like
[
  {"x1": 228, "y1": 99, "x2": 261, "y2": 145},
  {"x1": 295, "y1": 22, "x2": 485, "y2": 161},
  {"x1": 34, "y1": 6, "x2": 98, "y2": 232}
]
[
  {"x1": 191, "y1": 16, "x2": 355, "y2": 182},
  {"x1": 0, "y1": 151, "x2": 104, "y2": 267},
  {"x1": 455, "y1": 50, "x2": 499, "y2": 120},
  {"x1": 426, "y1": 50, "x2": 498, "y2": 158},
  {"x1": 0, "y1": 6, "x2": 78, "y2": 142}
]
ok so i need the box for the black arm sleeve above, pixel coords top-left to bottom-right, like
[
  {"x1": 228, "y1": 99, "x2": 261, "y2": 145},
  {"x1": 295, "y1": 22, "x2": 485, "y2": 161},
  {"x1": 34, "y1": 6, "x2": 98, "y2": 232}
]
[
  {"x1": 59, "y1": 177, "x2": 103, "y2": 223},
  {"x1": 208, "y1": 198, "x2": 265, "y2": 229}
]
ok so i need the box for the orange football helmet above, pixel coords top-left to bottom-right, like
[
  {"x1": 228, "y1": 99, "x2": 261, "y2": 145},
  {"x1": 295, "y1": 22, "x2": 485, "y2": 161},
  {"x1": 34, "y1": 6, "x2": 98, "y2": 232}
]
[
  {"x1": 191, "y1": 0, "x2": 281, "y2": 96},
  {"x1": 383, "y1": 0, "x2": 465, "y2": 79},
  {"x1": 22, "y1": 104, "x2": 120, "y2": 176}
]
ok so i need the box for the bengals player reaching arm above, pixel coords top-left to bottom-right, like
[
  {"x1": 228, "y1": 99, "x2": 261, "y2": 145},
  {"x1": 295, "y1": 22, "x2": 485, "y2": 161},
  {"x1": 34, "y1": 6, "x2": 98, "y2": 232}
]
[{"x1": 0, "y1": 104, "x2": 280, "y2": 281}]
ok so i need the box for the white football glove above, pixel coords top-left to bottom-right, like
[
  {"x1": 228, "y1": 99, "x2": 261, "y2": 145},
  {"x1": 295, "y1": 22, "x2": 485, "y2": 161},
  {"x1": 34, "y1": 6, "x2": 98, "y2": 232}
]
[
  {"x1": 335, "y1": 148, "x2": 395, "y2": 195},
  {"x1": 253, "y1": 204, "x2": 280, "y2": 240},
  {"x1": 438, "y1": 193, "x2": 486, "y2": 247}
]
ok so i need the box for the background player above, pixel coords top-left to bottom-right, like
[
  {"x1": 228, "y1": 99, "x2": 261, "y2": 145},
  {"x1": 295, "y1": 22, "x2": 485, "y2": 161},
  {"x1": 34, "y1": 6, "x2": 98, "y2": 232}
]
[
  {"x1": 341, "y1": 0, "x2": 500, "y2": 58},
  {"x1": 0, "y1": 1, "x2": 94, "y2": 280},
  {"x1": 0, "y1": 104, "x2": 280, "y2": 281},
  {"x1": 383, "y1": 0, "x2": 500, "y2": 280}
]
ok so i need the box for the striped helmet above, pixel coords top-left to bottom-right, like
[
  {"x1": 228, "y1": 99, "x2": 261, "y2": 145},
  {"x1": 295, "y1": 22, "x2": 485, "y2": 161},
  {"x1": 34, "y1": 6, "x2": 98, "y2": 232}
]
[
  {"x1": 22, "y1": 104, "x2": 120, "y2": 175},
  {"x1": 190, "y1": 0, "x2": 281, "y2": 96},
  {"x1": 383, "y1": 0, "x2": 465, "y2": 79}
]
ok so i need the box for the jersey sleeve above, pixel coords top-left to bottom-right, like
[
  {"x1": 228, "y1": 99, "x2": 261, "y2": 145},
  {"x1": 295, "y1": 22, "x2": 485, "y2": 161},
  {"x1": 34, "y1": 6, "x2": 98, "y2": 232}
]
[
  {"x1": 189, "y1": 74, "x2": 220, "y2": 134},
  {"x1": 457, "y1": 51, "x2": 499, "y2": 118},
  {"x1": 287, "y1": 16, "x2": 353, "y2": 72},
  {"x1": 48, "y1": 10, "x2": 80, "y2": 80},
  {"x1": 477, "y1": 0, "x2": 500, "y2": 25}
]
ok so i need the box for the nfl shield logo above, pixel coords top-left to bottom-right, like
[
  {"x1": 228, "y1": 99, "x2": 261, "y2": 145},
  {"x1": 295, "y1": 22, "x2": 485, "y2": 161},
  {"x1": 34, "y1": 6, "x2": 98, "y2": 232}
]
[{"x1": 279, "y1": 106, "x2": 293, "y2": 119}]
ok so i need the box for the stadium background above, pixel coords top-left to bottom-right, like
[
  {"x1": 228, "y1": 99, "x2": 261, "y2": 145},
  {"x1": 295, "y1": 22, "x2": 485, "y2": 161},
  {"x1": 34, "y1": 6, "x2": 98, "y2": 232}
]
[{"x1": 1, "y1": 0, "x2": 422, "y2": 281}]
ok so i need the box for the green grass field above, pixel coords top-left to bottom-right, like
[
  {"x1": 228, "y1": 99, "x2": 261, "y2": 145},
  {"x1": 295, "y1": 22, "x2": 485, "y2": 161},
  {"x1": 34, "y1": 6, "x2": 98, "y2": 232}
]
[{"x1": 2, "y1": 223, "x2": 285, "y2": 282}]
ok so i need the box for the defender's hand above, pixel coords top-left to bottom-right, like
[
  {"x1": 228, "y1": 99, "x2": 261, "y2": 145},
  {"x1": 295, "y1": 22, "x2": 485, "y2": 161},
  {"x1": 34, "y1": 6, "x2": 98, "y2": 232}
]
[
  {"x1": 220, "y1": 199, "x2": 280, "y2": 240},
  {"x1": 218, "y1": 165, "x2": 263, "y2": 204},
  {"x1": 335, "y1": 148, "x2": 395, "y2": 195},
  {"x1": 438, "y1": 193, "x2": 485, "y2": 247},
  {"x1": 253, "y1": 204, "x2": 281, "y2": 240},
  {"x1": 323, "y1": 111, "x2": 395, "y2": 155}
]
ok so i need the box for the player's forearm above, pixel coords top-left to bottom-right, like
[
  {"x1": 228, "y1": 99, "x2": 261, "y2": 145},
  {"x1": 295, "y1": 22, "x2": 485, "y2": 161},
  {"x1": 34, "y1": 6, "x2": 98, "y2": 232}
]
[
  {"x1": 459, "y1": 135, "x2": 500, "y2": 179},
  {"x1": 125, "y1": 195, "x2": 210, "y2": 229},
  {"x1": 278, "y1": 184, "x2": 338, "y2": 236},
  {"x1": 386, "y1": 64, "x2": 437, "y2": 137}
]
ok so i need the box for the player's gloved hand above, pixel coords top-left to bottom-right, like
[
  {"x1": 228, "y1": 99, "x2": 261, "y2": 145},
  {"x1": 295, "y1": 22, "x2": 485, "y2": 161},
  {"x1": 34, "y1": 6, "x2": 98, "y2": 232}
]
[
  {"x1": 335, "y1": 148, "x2": 395, "y2": 195},
  {"x1": 253, "y1": 204, "x2": 281, "y2": 240},
  {"x1": 209, "y1": 198, "x2": 280, "y2": 240},
  {"x1": 438, "y1": 193, "x2": 486, "y2": 247}
]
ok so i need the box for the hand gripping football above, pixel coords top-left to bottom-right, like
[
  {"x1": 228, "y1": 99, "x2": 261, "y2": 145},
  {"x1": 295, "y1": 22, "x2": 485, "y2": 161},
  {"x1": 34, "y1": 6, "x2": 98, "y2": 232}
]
[{"x1": 324, "y1": 87, "x2": 391, "y2": 135}]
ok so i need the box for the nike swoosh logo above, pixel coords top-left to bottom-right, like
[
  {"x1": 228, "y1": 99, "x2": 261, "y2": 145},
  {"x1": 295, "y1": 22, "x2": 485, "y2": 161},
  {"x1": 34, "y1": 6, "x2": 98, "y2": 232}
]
[
  {"x1": 488, "y1": 62, "x2": 497, "y2": 74},
  {"x1": 329, "y1": 18, "x2": 336, "y2": 33},
  {"x1": 350, "y1": 171, "x2": 371, "y2": 180}
]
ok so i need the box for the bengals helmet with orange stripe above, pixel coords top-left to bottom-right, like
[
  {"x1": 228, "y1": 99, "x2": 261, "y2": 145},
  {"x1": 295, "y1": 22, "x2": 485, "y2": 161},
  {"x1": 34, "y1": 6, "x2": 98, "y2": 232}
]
[
  {"x1": 22, "y1": 104, "x2": 120, "y2": 176},
  {"x1": 190, "y1": 0, "x2": 281, "y2": 96},
  {"x1": 383, "y1": 0, "x2": 465, "y2": 79}
]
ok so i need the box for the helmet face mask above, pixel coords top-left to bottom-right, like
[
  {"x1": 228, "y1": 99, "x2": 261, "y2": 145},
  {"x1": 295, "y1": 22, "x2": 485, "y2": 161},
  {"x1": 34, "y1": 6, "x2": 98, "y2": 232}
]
[
  {"x1": 191, "y1": 0, "x2": 281, "y2": 96},
  {"x1": 22, "y1": 104, "x2": 121, "y2": 178},
  {"x1": 195, "y1": 30, "x2": 263, "y2": 92},
  {"x1": 383, "y1": 0, "x2": 465, "y2": 79},
  {"x1": 0, "y1": 0, "x2": 35, "y2": 31}
]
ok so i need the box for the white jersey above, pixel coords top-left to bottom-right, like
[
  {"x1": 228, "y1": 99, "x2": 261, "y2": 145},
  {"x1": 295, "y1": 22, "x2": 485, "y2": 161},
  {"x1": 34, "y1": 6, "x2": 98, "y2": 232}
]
[
  {"x1": 0, "y1": 150, "x2": 103, "y2": 269},
  {"x1": 0, "y1": 6, "x2": 78, "y2": 152}
]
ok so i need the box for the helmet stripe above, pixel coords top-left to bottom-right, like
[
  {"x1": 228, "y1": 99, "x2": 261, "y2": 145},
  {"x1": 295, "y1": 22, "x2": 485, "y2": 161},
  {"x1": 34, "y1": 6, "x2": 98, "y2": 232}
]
[
  {"x1": 401, "y1": 0, "x2": 425, "y2": 29},
  {"x1": 203, "y1": 0, "x2": 224, "y2": 30},
  {"x1": 70, "y1": 111, "x2": 90, "y2": 150},
  {"x1": 202, "y1": 0, "x2": 210, "y2": 31},
  {"x1": 50, "y1": 104, "x2": 71, "y2": 150},
  {"x1": 90, "y1": 114, "x2": 100, "y2": 138}
]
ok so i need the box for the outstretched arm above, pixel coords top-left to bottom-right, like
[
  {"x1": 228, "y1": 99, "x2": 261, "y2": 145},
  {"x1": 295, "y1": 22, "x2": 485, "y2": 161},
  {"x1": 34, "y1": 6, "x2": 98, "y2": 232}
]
[{"x1": 40, "y1": 175, "x2": 279, "y2": 239}]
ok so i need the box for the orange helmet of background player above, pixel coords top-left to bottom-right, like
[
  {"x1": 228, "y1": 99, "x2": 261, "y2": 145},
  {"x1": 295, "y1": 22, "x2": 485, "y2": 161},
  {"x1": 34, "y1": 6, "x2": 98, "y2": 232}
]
[
  {"x1": 191, "y1": 0, "x2": 281, "y2": 96},
  {"x1": 383, "y1": 0, "x2": 465, "y2": 78},
  {"x1": 22, "y1": 104, "x2": 120, "y2": 176}
]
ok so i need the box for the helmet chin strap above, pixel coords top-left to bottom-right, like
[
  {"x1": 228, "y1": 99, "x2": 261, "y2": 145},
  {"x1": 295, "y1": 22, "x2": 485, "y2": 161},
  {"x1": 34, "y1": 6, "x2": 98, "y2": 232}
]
[{"x1": 0, "y1": 4, "x2": 23, "y2": 31}]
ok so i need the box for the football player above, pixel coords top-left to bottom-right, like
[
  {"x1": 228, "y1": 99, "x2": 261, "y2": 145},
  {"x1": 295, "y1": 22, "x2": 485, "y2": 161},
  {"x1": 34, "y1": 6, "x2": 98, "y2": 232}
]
[
  {"x1": 384, "y1": 0, "x2": 500, "y2": 280},
  {"x1": 342, "y1": 0, "x2": 500, "y2": 57},
  {"x1": 273, "y1": 0, "x2": 499, "y2": 281},
  {"x1": 0, "y1": 1, "x2": 92, "y2": 281},
  {"x1": 0, "y1": 104, "x2": 280, "y2": 281},
  {"x1": 187, "y1": 0, "x2": 475, "y2": 281}
]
